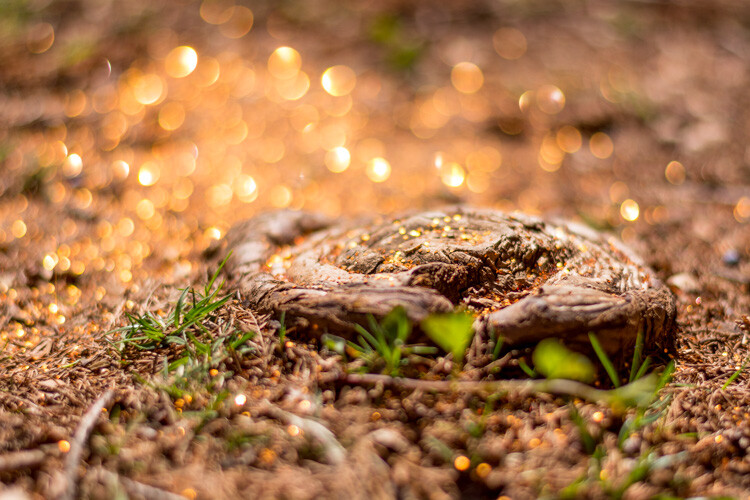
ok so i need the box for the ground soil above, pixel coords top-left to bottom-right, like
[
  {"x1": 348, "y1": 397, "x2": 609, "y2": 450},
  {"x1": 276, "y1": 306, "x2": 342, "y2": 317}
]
[{"x1": 1, "y1": 1, "x2": 750, "y2": 499}]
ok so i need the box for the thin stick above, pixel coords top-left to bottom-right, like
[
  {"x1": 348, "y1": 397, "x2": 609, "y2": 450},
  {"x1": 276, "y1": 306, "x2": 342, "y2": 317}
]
[
  {"x1": 90, "y1": 467, "x2": 188, "y2": 500},
  {"x1": 342, "y1": 373, "x2": 629, "y2": 404},
  {"x1": 59, "y1": 390, "x2": 114, "y2": 500},
  {"x1": 0, "y1": 449, "x2": 46, "y2": 472}
]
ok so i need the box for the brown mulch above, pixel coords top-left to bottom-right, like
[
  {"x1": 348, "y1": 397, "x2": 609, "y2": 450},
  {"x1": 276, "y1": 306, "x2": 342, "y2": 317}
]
[{"x1": 2, "y1": 0, "x2": 750, "y2": 499}]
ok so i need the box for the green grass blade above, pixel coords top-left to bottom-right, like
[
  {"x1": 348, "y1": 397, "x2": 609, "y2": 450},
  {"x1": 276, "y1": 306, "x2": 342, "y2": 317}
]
[
  {"x1": 518, "y1": 358, "x2": 537, "y2": 378},
  {"x1": 185, "y1": 330, "x2": 209, "y2": 355},
  {"x1": 589, "y1": 332, "x2": 620, "y2": 387},
  {"x1": 390, "y1": 346, "x2": 402, "y2": 376},
  {"x1": 492, "y1": 330, "x2": 504, "y2": 361},
  {"x1": 205, "y1": 251, "x2": 232, "y2": 296},
  {"x1": 168, "y1": 356, "x2": 190, "y2": 371},
  {"x1": 174, "y1": 287, "x2": 190, "y2": 328},
  {"x1": 629, "y1": 327, "x2": 645, "y2": 383},
  {"x1": 655, "y1": 361, "x2": 675, "y2": 391},
  {"x1": 230, "y1": 332, "x2": 255, "y2": 350},
  {"x1": 347, "y1": 339, "x2": 367, "y2": 355},
  {"x1": 278, "y1": 311, "x2": 286, "y2": 344},
  {"x1": 722, "y1": 356, "x2": 749, "y2": 390},
  {"x1": 634, "y1": 356, "x2": 652, "y2": 381},
  {"x1": 354, "y1": 324, "x2": 378, "y2": 352}
]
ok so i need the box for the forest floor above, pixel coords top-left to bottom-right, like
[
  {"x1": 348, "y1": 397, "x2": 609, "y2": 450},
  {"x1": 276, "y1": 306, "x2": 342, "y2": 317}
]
[{"x1": 1, "y1": 0, "x2": 750, "y2": 498}]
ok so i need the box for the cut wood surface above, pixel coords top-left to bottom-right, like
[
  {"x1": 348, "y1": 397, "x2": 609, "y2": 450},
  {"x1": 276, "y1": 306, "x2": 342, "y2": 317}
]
[{"x1": 220, "y1": 207, "x2": 676, "y2": 358}]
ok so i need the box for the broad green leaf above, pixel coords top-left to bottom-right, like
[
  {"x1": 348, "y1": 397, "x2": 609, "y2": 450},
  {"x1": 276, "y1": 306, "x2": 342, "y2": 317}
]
[
  {"x1": 321, "y1": 334, "x2": 347, "y2": 355},
  {"x1": 381, "y1": 306, "x2": 411, "y2": 343},
  {"x1": 421, "y1": 311, "x2": 475, "y2": 364},
  {"x1": 532, "y1": 339, "x2": 595, "y2": 382}
]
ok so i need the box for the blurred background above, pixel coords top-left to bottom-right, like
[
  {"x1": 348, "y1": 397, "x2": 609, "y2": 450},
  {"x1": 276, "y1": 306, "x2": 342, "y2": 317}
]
[{"x1": 1, "y1": 0, "x2": 749, "y2": 344}]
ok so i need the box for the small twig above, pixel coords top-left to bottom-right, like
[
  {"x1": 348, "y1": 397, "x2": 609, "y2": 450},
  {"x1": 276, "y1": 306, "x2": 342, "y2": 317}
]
[
  {"x1": 342, "y1": 373, "x2": 641, "y2": 405},
  {"x1": 59, "y1": 390, "x2": 114, "y2": 500},
  {"x1": 0, "y1": 448, "x2": 46, "y2": 472},
  {"x1": 260, "y1": 401, "x2": 346, "y2": 465},
  {"x1": 90, "y1": 467, "x2": 187, "y2": 500}
]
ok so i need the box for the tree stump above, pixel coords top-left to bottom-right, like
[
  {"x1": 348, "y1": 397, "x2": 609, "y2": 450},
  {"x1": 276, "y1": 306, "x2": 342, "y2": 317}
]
[{"x1": 217, "y1": 207, "x2": 676, "y2": 362}]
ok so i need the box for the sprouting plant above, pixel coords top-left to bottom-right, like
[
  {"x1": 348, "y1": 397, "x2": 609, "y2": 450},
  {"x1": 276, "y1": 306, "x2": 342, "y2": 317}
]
[
  {"x1": 616, "y1": 361, "x2": 675, "y2": 449},
  {"x1": 324, "y1": 306, "x2": 437, "y2": 376},
  {"x1": 532, "y1": 338, "x2": 595, "y2": 383},
  {"x1": 110, "y1": 252, "x2": 255, "y2": 373},
  {"x1": 588, "y1": 332, "x2": 621, "y2": 387},
  {"x1": 629, "y1": 327, "x2": 652, "y2": 383},
  {"x1": 421, "y1": 310, "x2": 475, "y2": 365}
]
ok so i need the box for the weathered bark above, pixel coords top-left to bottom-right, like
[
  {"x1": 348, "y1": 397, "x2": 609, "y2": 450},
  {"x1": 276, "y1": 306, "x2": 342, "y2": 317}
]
[{"x1": 217, "y1": 207, "x2": 676, "y2": 358}]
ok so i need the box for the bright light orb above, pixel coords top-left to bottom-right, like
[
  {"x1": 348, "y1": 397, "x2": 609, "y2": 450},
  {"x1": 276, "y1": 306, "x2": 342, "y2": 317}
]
[
  {"x1": 165, "y1": 46, "x2": 198, "y2": 78},
  {"x1": 321, "y1": 65, "x2": 357, "y2": 97},
  {"x1": 325, "y1": 147, "x2": 351, "y2": 173},
  {"x1": 366, "y1": 157, "x2": 391, "y2": 182},
  {"x1": 268, "y1": 47, "x2": 301, "y2": 79}
]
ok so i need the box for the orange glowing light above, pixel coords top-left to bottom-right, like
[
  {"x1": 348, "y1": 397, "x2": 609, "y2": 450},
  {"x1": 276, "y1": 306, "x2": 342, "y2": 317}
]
[
  {"x1": 195, "y1": 56, "x2": 221, "y2": 87},
  {"x1": 366, "y1": 157, "x2": 391, "y2": 182},
  {"x1": 441, "y1": 162, "x2": 465, "y2": 187},
  {"x1": 453, "y1": 455, "x2": 470, "y2": 471},
  {"x1": 287, "y1": 424, "x2": 301, "y2": 436},
  {"x1": 58, "y1": 440, "x2": 71, "y2": 453},
  {"x1": 235, "y1": 174, "x2": 258, "y2": 202},
  {"x1": 325, "y1": 147, "x2": 351, "y2": 173},
  {"x1": 117, "y1": 218, "x2": 135, "y2": 237},
  {"x1": 620, "y1": 199, "x2": 640, "y2": 222},
  {"x1": 11, "y1": 220, "x2": 27, "y2": 238},
  {"x1": 207, "y1": 184, "x2": 233, "y2": 207},
  {"x1": 536, "y1": 85, "x2": 565, "y2": 114},
  {"x1": 138, "y1": 162, "x2": 160, "y2": 186},
  {"x1": 734, "y1": 197, "x2": 750, "y2": 222},
  {"x1": 64, "y1": 90, "x2": 87, "y2": 117},
  {"x1": 275, "y1": 71, "x2": 310, "y2": 101},
  {"x1": 219, "y1": 6, "x2": 254, "y2": 39},
  {"x1": 205, "y1": 227, "x2": 222, "y2": 240},
  {"x1": 665, "y1": 160, "x2": 686, "y2": 185},
  {"x1": 556, "y1": 126, "x2": 582, "y2": 153},
  {"x1": 63, "y1": 153, "x2": 83, "y2": 177},
  {"x1": 181, "y1": 488, "x2": 197, "y2": 500},
  {"x1": 270, "y1": 185, "x2": 293, "y2": 208},
  {"x1": 158, "y1": 102, "x2": 186, "y2": 131},
  {"x1": 518, "y1": 91, "x2": 533, "y2": 112},
  {"x1": 493, "y1": 27, "x2": 527, "y2": 60},
  {"x1": 136, "y1": 199, "x2": 155, "y2": 220},
  {"x1": 234, "y1": 394, "x2": 247, "y2": 406},
  {"x1": 451, "y1": 62, "x2": 484, "y2": 94},
  {"x1": 43, "y1": 254, "x2": 58, "y2": 271},
  {"x1": 132, "y1": 74, "x2": 164, "y2": 105},
  {"x1": 321, "y1": 65, "x2": 357, "y2": 97},
  {"x1": 592, "y1": 411, "x2": 605, "y2": 423},
  {"x1": 111, "y1": 160, "x2": 130, "y2": 180},
  {"x1": 165, "y1": 46, "x2": 198, "y2": 78},
  {"x1": 475, "y1": 462, "x2": 491, "y2": 478},
  {"x1": 590, "y1": 132, "x2": 614, "y2": 159},
  {"x1": 268, "y1": 46, "x2": 301, "y2": 79},
  {"x1": 27, "y1": 22, "x2": 55, "y2": 54},
  {"x1": 539, "y1": 134, "x2": 564, "y2": 171},
  {"x1": 199, "y1": 0, "x2": 234, "y2": 24}
]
